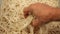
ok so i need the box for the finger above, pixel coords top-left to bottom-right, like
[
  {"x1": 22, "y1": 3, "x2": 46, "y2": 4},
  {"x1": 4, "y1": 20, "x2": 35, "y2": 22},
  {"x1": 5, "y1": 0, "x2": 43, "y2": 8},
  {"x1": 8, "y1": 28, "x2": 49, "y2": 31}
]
[
  {"x1": 31, "y1": 18, "x2": 39, "y2": 27},
  {"x1": 23, "y1": 7, "x2": 30, "y2": 18},
  {"x1": 31, "y1": 18, "x2": 40, "y2": 33}
]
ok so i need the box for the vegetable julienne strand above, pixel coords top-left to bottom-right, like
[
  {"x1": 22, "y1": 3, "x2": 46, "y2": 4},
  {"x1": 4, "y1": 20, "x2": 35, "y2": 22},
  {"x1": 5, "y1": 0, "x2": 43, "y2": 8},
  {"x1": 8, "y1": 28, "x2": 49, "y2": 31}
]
[
  {"x1": 19, "y1": 15, "x2": 34, "y2": 31},
  {"x1": 0, "y1": 24, "x2": 8, "y2": 34},
  {"x1": 28, "y1": 25, "x2": 34, "y2": 34},
  {"x1": 3, "y1": 16, "x2": 13, "y2": 25}
]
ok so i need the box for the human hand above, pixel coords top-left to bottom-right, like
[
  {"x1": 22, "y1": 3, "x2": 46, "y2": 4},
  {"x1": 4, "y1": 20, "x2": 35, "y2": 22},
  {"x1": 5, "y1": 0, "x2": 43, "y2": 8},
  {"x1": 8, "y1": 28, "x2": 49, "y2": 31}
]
[{"x1": 23, "y1": 3, "x2": 56, "y2": 27}]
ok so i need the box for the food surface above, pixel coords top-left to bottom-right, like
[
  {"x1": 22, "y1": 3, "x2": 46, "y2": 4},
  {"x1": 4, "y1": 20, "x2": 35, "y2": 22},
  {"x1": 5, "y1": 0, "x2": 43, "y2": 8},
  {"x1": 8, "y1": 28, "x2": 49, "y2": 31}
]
[{"x1": 0, "y1": 0, "x2": 60, "y2": 34}]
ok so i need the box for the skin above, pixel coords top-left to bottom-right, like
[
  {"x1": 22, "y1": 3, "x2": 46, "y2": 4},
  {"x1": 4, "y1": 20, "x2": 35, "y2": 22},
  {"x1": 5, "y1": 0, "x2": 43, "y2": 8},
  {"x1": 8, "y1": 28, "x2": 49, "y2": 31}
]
[{"x1": 23, "y1": 3, "x2": 60, "y2": 27}]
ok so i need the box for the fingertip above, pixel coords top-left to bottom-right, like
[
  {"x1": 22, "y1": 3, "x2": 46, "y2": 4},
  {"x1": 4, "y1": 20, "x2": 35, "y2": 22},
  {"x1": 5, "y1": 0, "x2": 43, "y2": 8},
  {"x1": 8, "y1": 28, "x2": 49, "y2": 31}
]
[
  {"x1": 23, "y1": 7, "x2": 29, "y2": 18},
  {"x1": 31, "y1": 18, "x2": 39, "y2": 27}
]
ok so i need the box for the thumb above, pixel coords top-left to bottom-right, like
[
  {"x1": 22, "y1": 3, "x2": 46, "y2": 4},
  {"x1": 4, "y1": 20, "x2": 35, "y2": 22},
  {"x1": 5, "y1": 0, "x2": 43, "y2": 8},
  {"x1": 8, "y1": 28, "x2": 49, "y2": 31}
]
[{"x1": 23, "y1": 7, "x2": 30, "y2": 18}]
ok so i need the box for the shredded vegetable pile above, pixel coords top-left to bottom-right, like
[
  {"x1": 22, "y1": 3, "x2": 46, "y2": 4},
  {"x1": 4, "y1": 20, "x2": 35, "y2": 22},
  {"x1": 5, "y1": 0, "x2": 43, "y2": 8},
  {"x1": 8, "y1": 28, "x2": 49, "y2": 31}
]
[{"x1": 0, "y1": 0, "x2": 60, "y2": 34}]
